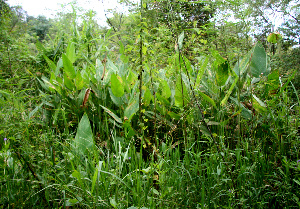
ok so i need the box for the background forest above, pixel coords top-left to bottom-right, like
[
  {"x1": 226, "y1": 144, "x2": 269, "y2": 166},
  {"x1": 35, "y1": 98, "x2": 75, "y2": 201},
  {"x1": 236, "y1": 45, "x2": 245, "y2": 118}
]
[{"x1": 0, "y1": 0, "x2": 300, "y2": 208}]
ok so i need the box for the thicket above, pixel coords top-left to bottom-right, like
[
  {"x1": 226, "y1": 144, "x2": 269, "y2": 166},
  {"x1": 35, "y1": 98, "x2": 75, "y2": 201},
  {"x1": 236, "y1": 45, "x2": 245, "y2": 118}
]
[{"x1": 1, "y1": 0, "x2": 299, "y2": 208}]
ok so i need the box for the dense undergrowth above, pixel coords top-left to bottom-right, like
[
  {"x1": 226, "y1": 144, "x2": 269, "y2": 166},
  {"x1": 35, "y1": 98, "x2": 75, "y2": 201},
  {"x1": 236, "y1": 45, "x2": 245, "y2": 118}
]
[{"x1": 1, "y1": 1, "x2": 300, "y2": 208}]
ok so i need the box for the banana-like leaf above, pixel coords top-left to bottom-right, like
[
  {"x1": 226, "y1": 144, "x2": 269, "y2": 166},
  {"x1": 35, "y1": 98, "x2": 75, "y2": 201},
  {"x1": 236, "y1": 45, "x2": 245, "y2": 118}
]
[
  {"x1": 233, "y1": 52, "x2": 251, "y2": 77},
  {"x1": 109, "y1": 88, "x2": 125, "y2": 107},
  {"x1": 111, "y1": 73, "x2": 124, "y2": 97},
  {"x1": 168, "y1": 111, "x2": 181, "y2": 120},
  {"x1": 195, "y1": 56, "x2": 208, "y2": 88},
  {"x1": 66, "y1": 42, "x2": 76, "y2": 64},
  {"x1": 62, "y1": 54, "x2": 76, "y2": 79},
  {"x1": 124, "y1": 97, "x2": 139, "y2": 122},
  {"x1": 216, "y1": 60, "x2": 229, "y2": 86},
  {"x1": 73, "y1": 113, "x2": 94, "y2": 155},
  {"x1": 160, "y1": 80, "x2": 171, "y2": 98},
  {"x1": 220, "y1": 76, "x2": 239, "y2": 106},
  {"x1": 63, "y1": 73, "x2": 75, "y2": 90},
  {"x1": 250, "y1": 42, "x2": 268, "y2": 77},
  {"x1": 175, "y1": 75, "x2": 190, "y2": 107},
  {"x1": 75, "y1": 71, "x2": 84, "y2": 90},
  {"x1": 143, "y1": 87, "x2": 152, "y2": 106}
]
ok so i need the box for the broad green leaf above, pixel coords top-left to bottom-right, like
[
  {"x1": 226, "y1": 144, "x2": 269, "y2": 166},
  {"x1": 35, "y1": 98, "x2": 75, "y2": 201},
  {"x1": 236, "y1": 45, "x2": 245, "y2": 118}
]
[
  {"x1": 250, "y1": 42, "x2": 268, "y2": 77},
  {"x1": 126, "y1": 70, "x2": 138, "y2": 92},
  {"x1": 63, "y1": 73, "x2": 75, "y2": 90},
  {"x1": 109, "y1": 88, "x2": 124, "y2": 107},
  {"x1": 73, "y1": 113, "x2": 94, "y2": 155},
  {"x1": 195, "y1": 56, "x2": 208, "y2": 88},
  {"x1": 65, "y1": 198, "x2": 82, "y2": 207},
  {"x1": 55, "y1": 77, "x2": 63, "y2": 94},
  {"x1": 95, "y1": 59, "x2": 104, "y2": 82},
  {"x1": 62, "y1": 54, "x2": 76, "y2": 79},
  {"x1": 178, "y1": 31, "x2": 184, "y2": 50},
  {"x1": 66, "y1": 42, "x2": 76, "y2": 63},
  {"x1": 111, "y1": 73, "x2": 124, "y2": 97},
  {"x1": 207, "y1": 121, "x2": 220, "y2": 126},
  {"x1": 77, "y1": 89, "x2": 86, "y2": 106},
  {"x1": 124, "y1": 98, "x2": 139, "y2": 121},
  {"x1": 110, "y1": 198, "x2": 117, "y2": 208},
  {"x1": 183, "y1": 55, "x2": 192, "y2": 74},
  {"x1": 100, "y1": 105, "x2": 122, "y2": 124},
  {"x1": 50, "y1": 71, "x2": 56, "y2": 84},
  {"x1": 216, "y1": 60, "x2": 229, "y2": 86},
  {"x1": 198, "y1": 91, "x2": 216, "y2": 108},
  {"x1": 233, "y1": 52, "x2": 251, "y2": 77},
  {"x1": 220, "y1": 76, "x2": 239, "y2": 106},
  {"x1": 107, "y1": 58, "x2": 118, "y2": 74},
  {"x1": 230, "y1": 97, "x2": 252, "y2": 120},
  {"x1": 143, "y1": 87, "x2": 152, "y2": 106},
  {"x1": 160, "y1": 80, "x2": 171, "y2": 98},
  {"x1": 211, "y1": 49, "x2": 226, "y2": 65},
  {"x1": 175, "y1": 75, "x2": 189, "y2": 107},
  {"x1": 241, "y1": 108, "x2": 252, "y2": 120},
  {"x1": 37, "y1": 77, "x2": 52, "y2": 92},
  {"x1": 253, "y1": 94, "x2": 267, "y2": 113},
  {"x1": 168, "y1": 111, "x2": 181, "y2": 120},
  {"x1": 55, "y1": 58, "x2": 63, "y2": 76},
  {"x1": 75, "y1": 71, "x2": 84, "y2": 90}
]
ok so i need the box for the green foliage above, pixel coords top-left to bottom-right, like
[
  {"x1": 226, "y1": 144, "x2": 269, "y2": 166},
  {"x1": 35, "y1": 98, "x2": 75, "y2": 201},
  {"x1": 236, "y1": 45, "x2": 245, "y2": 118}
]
[
  {"x1": 1, "y1": 1, "x2": 300, "y2": 208},
  {"x1": 27, "y1": 15, "x2": 52, "y2": 41},
  {"x1": 111, "y1": 73, "x2": 125, "y2": 97},
  {"x1": 73, "y1": 113, "x2": 94, "y2": 155},
  {"x1": 143, "y1": 0, "x2": 214, "y2": 31},
  {"x1": 250, "y1": 42, "x2": 269, "y2": 77}
]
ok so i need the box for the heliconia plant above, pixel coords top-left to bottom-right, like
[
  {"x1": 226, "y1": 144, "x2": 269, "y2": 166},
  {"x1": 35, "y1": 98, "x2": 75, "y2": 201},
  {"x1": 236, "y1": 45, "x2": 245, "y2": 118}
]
[
  {"x1": 35, "y1": 32, "x2": 285, "y2": 148},
  {"x1": 2, "y1": 1, "x2": 300, "y2": 208}
]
